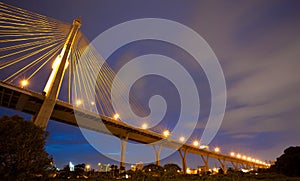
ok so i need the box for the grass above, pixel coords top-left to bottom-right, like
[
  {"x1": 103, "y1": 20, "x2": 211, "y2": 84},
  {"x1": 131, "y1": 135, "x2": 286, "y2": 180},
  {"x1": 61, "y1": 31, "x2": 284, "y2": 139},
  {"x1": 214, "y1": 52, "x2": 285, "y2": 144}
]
[{"x1": 50, "y1": 172, "x2": 300, "y2": 181}]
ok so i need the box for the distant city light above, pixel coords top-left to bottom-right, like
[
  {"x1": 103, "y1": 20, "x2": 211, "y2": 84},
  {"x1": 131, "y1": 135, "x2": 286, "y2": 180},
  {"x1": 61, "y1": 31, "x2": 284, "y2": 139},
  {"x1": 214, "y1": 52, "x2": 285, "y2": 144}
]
[
  {"x1": 230, "y1": 152, "x2": 235, "y2": 157},
  {"x1": 91, "y1": 101, "x2": 95, "y2": 106},
  {"x1": 237, "y1": 153, "x2": 241, "y2": 159},
  {"x1": 186, "y1": 168, "x2": 191, "y2": 174},
  {"x1": 85, "y1": 164, "x2": 91, "y2": 171},
  {"x1": 179, "y1": 136, "x2": 185, "y2": 143},
  {"x1": 193, "y1": 140, "x2": 199, "y2": 147},
  {"x1": 163, "y1": 130, "x2": 170, "y2": 137},
  {"x1": 141, "y1": 123, "x2": 148, "y2": 129},
  {"x1": 214, "y1": 147, "x2": 220, "y2": 153},
  {"x1": 212, "y1": 167, "x2": 219, "y2": 173},
  {"x1": 242, "y1": 155, "x2": 247, "y2": 160},
  {"x1": 113, "y1": 113, "x2": 120, "y2": 120},
  {"x1": 20, "y1": 79, "x2": 29, "y2": 87}
]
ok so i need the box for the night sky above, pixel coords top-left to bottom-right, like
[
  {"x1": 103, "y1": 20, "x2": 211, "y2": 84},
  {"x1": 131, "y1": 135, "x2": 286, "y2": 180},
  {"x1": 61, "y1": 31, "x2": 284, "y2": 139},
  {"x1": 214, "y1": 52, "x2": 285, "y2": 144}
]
[{"x1": 1, "y1": 0, "x2": 300, "y2": 169}]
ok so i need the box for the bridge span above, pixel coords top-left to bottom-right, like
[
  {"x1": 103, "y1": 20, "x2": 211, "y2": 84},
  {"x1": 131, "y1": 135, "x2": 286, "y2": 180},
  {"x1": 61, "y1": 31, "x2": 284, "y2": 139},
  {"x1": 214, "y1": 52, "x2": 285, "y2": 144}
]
[{"x1": 0, "y1": 81, "x2": 269, "y2": 172}]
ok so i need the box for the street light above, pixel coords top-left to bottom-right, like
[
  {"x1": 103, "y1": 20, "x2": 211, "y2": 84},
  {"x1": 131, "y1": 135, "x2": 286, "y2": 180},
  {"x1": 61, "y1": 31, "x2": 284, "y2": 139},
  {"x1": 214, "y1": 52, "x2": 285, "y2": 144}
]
[
  {"x1": 237, "y1": 153, "x2": 241, "y2": 159},
  {"x1": 193, "y1": 140, "x2": 199, "y2": 147},
  {"x1": 163, "y1": 130, "x2": 170, "y2": 138},
  {"x1": 230, "y1": 152, "x2": 235, "y2": 157},
  {"x1": 76, "y1": 99, "x2": 82, "y2": 106},
  {"x1": 214, "y1": 147, "x2": 220, "y2": 153},
  {"x1": 113, "y1": 113, "x2": 120, "y2": 120},
  {"x1": 179, "y1": 136, "x2": 185, "y2": 143},
  {"x1": 242, "y1": 155, "x2": 247, "y2": 160},
  {"x1": 141, "y1": 123, "x2": 148, "y2": 129},
  {"x1": 20, "y1": 79, "x2": 29, "y2": 88}
]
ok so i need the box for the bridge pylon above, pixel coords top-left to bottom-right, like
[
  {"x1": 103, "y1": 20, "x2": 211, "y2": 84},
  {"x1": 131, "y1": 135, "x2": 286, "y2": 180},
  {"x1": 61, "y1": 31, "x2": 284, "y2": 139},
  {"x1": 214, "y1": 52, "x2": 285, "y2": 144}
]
[{"x1": 33, "y1": 18, "x2": 81, "y2": 129}]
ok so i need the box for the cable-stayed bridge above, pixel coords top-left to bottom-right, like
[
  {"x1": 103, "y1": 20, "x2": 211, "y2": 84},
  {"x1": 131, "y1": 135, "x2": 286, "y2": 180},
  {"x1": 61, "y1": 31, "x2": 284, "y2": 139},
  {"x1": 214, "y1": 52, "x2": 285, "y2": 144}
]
[{"x1": 0, "y1": 2, "x2": 269, "y2": 173}]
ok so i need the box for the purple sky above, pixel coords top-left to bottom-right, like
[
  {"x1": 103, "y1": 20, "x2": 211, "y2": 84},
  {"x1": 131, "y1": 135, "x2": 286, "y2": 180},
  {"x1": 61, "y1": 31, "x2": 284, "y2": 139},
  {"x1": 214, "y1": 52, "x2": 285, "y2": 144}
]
[{"x1": 1, "y1": 0, "x2": 300, "y2": 169}]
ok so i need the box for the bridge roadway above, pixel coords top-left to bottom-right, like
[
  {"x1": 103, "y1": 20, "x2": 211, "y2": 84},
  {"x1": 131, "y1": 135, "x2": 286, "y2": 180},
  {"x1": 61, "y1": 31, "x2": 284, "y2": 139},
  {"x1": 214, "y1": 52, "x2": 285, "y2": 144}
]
[{"x1": 0, "y1": 81, "x2": 267, "y2": 170}]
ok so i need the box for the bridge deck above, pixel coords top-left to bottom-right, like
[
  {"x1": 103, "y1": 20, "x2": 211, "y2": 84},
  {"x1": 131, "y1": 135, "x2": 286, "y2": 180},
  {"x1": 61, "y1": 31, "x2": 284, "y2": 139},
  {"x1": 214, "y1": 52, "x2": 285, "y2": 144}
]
[{"x1": 0, "y1": 81, "x2": 266, "y2": 168}]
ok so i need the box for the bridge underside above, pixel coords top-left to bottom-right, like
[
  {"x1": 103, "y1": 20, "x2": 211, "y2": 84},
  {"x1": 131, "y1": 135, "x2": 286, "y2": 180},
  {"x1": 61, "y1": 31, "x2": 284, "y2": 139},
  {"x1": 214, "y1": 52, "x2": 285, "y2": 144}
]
[{"x1": 0, "y1": 81, "x2": 160, "y2": 144}]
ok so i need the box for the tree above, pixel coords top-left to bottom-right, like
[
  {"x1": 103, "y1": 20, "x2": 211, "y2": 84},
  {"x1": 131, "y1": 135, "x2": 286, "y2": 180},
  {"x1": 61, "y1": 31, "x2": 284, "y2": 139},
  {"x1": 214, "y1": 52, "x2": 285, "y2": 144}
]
[
  {"x1": 143, "y1": 164, "x2": 164, "y2": 177},
  {"x1": 0, "y1": 115, "x2": 52, "y2": 180},
  {"x1": 272, "y1": 146, "x2": 300, "y2": 177},
  {"x1": 163, "y1": 163, "x2": 181, "y2": 174},
  {"x1": 163, "y1": 163, "x2": 181, "y2": 178},
  {"x1": 74, "y1": 163, "x2": 85, "y2": 177},
  {"x1": 218, "y1": 167, "x2": 224, "y2": 174},
  {"x1": 58, "y1": 164, "x2": 72, "y2": 179},
  {"x1": 110, "y1": 164, "x2": 118, "y2": 177}
]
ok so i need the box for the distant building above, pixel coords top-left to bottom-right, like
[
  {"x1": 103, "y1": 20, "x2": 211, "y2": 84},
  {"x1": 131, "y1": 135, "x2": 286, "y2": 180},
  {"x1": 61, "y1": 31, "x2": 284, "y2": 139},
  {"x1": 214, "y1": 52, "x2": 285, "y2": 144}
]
[
  {"x1": 186, "y1": 167, "x2": 198, "y2": 174},
  {"x1": 269, "y1": 160, "x2": 276, "y2": 165},
  {"x1": 98, "y1": 163, "x2": 111, "y2": 172},
  {"x1": 130, "y1": 165, "x2": 136, "y2": 171},
  {"x1": 69, "y1": 162, "x2": 74, "y2": 171},
  {"x1": 197, "y1": 166, "x2": 205, "y2": 173},
  {"x1": 130, "y1": 161, "x2": 143, "y2": 172},
  {"x1": 136, "y1": 161, "x2": 143, "y2": 170}
]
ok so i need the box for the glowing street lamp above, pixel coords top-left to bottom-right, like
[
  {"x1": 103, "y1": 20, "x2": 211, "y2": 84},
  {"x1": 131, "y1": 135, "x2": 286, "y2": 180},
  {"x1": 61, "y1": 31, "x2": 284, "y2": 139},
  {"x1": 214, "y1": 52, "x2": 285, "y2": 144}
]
[
  {"x1": 230, "y1": 152, "x2": 235, "y2": 157},
  {"x1": 113, "y1": 113, "x2": 120, "y2": 120},
  {"x1": 179, "y1": 136, "x2": 185, "y2": 143},
  {"x1": 141, "y1": 123, "x2": 148, "y2": 129},
  {"x1": 237, "y1": 153, "x2": 241, "y2": 159},
  {"x1": 193, "y1": 140, "x2": 199, "y2": 147},
  {"x1": 75, "y1": 99, "x2": 82, "y2": 106},
  {"x1": 20, "y1": 79, "x2": 29, "y2": 88},
  {"x1": 214, "y1": 147, "x2": 220, "y2": 153},
  {"x1": 242, "y1": 155, "x2": 247, "y2": 160},
  {"x1": 163, "y1": 130, "x2": 170, "y2": 138}
]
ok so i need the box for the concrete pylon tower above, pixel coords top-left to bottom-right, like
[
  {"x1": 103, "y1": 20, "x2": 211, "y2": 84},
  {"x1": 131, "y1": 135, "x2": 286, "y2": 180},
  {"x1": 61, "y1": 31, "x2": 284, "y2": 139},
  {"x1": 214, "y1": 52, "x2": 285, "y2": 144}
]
[{"x1": 34, "y1": 18, "x2": 81, "y2": 129}]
